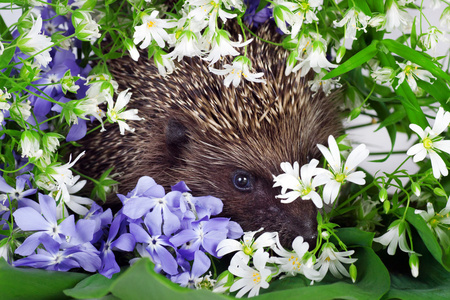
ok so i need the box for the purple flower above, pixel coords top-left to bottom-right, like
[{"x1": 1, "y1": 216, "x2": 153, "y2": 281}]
[
  {"x1": 14, "y1": 234, "x2": 101, "y2": 272},
  {"x1": 171, "y1": 251, "x2": 211, "y2": 288},
  {"x1": 129, "y1": 213, "x2": 179, "y2": 275},
  {"x1": 13, "y1": 193, "x2": 76, "y2": 256},
  {"x1": 170, "y1": 217, "x2": 230, "y2": 260},
  {"x1": 99, "y1": 213, "x2": 135, "y2": 278},
  {"x1": 0, "y1": 174, "x2": 38, "y2": 210}
]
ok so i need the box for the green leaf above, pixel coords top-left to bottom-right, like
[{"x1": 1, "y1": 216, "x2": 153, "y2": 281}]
[
  {"x1": 382, "y1": 39, "x2": 450, "y2": 81},
  {"x1": 0, "y1": 259, "x2": 88, "y2": 300},
  {"x1": 110, "y1": 258, "x2": 232, "y2": 300},
  {"x1": 322, "y1": 40, "x2": 379, "y2": 80},
  {"x1": 335, "y1": 227, "x2": 375, "y2": 248},
  {"x1": 400, "y1": 207, "x2": 450, "y2": 271},
  {"x1": 64, "y1": 273, "x2": 119, "y2": 299},
  {"x1": 259, "y1": 247, "x2": 390, "y2": 300}
]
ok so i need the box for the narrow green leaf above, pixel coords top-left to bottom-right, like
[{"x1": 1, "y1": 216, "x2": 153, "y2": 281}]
[
  {"x1": 382, "y1": 39, "x2": 450, "y2": 81},
  {"x1": 376, "y1": 107, "x2": 406, "y2": 131},
  {"x1": 411, "y1": 17, "x2": 417, "y2": 50},
  {"x1": 0, "y1": 259, "x2": 88, "y2": 300},
  {"x1": 322, "y1": 40, "x2": 379, "y2": 80}
]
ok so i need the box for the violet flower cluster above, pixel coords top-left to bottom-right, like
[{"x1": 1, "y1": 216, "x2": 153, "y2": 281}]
[{"x1": 8, "y1": 175, "x2": 243, "y2": 288}]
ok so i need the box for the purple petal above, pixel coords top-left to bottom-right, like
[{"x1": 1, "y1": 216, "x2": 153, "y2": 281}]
[
  {"x1": 111, "y1": 233, "x2": 135, "y2": 252},
  {"x1": 191, "y1": 251, "x2": 211, "y2": 278}
]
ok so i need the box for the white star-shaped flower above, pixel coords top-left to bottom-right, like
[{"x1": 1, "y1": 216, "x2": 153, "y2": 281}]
[
  {"x1": 407, "y1": 107, "x2": 450, "y2": 178},
  {"x1": 317, "y1": 135, "x2": 369, "y2": 204}
]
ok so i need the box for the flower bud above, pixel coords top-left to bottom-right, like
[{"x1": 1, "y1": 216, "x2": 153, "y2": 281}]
[
  {"x1": 409, "y1": 253, "x2": 419, "y2": 278},
  {"x1": 379, "y1": 187, "x2": 388, "y2": 202},
  {"x1": 383, "y1": 199, "x2": 390, "y2": 214},
  {"x1": 349, "y1": 263, "x2": 357, "y2": 283},
  {"x1": 336, "y1": 45, "x2": 346, "y2": 63},
  {"x1": 411, "y1": 181, "x2": 421, "y2": 197}
]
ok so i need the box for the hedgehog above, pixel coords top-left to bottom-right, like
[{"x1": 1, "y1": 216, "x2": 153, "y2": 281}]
[{"x1": 76, "y1": 24, "x2": 343, "y2": 247}]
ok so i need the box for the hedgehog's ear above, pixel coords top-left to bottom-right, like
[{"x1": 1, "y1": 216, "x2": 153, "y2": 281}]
[{"x1": 165, "y1": 118, "x2": 189, "y2": 164}]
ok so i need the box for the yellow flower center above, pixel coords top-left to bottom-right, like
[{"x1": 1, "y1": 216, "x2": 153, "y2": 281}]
[
  {"x1": 335, "y1": 173, "x2": 346, "y2": 183},
  {"x1": 252, "y1": 272, "x2": 261, "y2": 283},
  {"x1": 422, "y1": 137, "x2": 433, "y2": 149}
]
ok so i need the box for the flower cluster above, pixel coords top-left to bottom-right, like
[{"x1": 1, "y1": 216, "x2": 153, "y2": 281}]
[
  {"x1": 273, "y1": 135, "x2": 370, "y2": 209},
  {"x1": 215, "y1": 228, "x2": 357, "y2": 297}
]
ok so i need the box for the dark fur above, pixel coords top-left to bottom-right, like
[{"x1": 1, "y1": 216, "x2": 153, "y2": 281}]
[{"x1": 76, "y1": 25, "x2": 342, "y2": 246}]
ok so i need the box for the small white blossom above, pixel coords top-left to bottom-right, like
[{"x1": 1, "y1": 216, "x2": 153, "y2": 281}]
[
  {"x1": 271, "y1": 236, "x2": 322, "y2": 281},
  {"x1": 333, "y1": 7, "x2": 370, "y2": 41},
  {"x1": 385, "y1": 1, "x2": 412, "y2": 32},
  {"x1": 307, "y1": 70, "x2": 341, "y2": 96},
  {"x1": 205, "y1": 30, "x2": 252, "y2": 65},
  {"x1": 20, "y1": 131, "x2": 43, "y2": 159},
  {"x1": 106, "y1": 89, "x2": 143, "y2": 135},
  {"x1": 395, "y1": 61, "x2": 436, "y2": 92},
  {"x1": 165, "y1": 30, "x2": 203, "y2": 62},
  {"x1": 373, "y1": 220, "x2": 413, "y2": 255},
  {"x1": 415, "y1": 198, "x2": 450, "y2": 248},
  {"x1": 133, "y1": 10, "x2": 176, "y2": 49},
  {"x1": 217, "y1": 228, "x2": 277, "y2": 259},
  {"x1": 407, "y1": 107, "x2": 450, "y2": 178},
  {"x1": 419, "y1": 26, "x2": 445, "y2": 53},
  {"x1": 228, "y1": 249, "x2": 272, "y2": 298},
  {"x1": 440, "y1": 7, "x2": 450, "y2": 31},
  {"x1": 317, "y1": 135, "x2": 369, "y2": 205},
  {"x1": 56, "y1": 175, "x2": 94, "y2": 218},
  {"x1": 297, "y1": 41, "x2": 337, "y2": 76},
  {"x1": 72, "y1": 11, "x2": 101, "y2": 42},
  {"x1": 371, "y1": 67, "x2": 395, "y2": 86},
  {"x1": 273, "y1": 159, "x2": 327, "y2": 208},
  {"x1": 209, "y1": 56, "x2": 266, "y2": 87},
  {"x1": 17, "y1": 15, "x2": 53, "y2": 67},
  {"x1": 316, "y1": 242, "x2": 357, "y2": 279}
]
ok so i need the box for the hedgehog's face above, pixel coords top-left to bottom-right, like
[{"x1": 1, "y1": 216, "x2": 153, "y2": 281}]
[{"x1": 166, "y1": 118, "x2": 324, "y2": 248}]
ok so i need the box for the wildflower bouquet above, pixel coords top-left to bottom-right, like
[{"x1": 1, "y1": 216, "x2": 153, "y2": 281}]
[{"x1": 1, "y1": 0, "x2": 450, "y2": 299}]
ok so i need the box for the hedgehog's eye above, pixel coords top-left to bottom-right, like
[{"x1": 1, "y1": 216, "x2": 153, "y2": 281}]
[{"x1": 232, "y1": 170, "x2": 253, "y2": 192}]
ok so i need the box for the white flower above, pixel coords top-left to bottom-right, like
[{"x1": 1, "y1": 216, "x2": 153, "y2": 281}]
[
  {"x1": 209, "y1": 56, "x2": 266, "y2": 87},
  {"x1": 228, "y1": 249, "x2": 272, "y2": 298},
  {"x1": 407, "y1": 107, "x2": 450, "y2": 178},
  {"x1": 133, "y1": 10, "x2": 176, "y2": 49},
  {"x1": 385, "y1": 1, "x2": 412, "y2": 32},
  {"x1": 373, "y1": 220, "x2": 413, "y2": 255},
  {"x1": 316, "y1": 242, "x2": 357, "y2": 279},
  {"x1": 56, "y1": 175, "x2": 94, "y2": 218},
  {"x1": 297, "y1": 41, "x2": 337, "y2": 76},
  {"x1": 124, "y1": 39, "x2": 139, "y2": 61},
  {"x1": 273, "y1": 159, "x2": 327, "y2": 208},
  {"x1": 205, "y1": 30, "x2": 252, "y2": 65},
  {"x1": 395, "y1": 61, "x2": 436, "y2": 92},
  {"x1": 333, "y1": 7, "x2": 370, "y2": 40},
  {"x1": 42, "y1": 152, "x2": 85, "y2": 203},
  {"x1": 317, "y1": 135, "x2": 369, "y2": 205},
  {"x1": 106, "y1": 89, "x2": 143, "y2": 135},
  {"x1": 307, "y1": 70, "x2": 341, "y2": 96},
  {"x1": 273, "y1": 0, "x2": 322, "y2": 38},
  {"x1": 419, "y1": 26, "x2": 445, "y2": 53},
  {"x1": 217, "y1": 228, "x2": 277, "y2": 259},
  {"x1": 440, "y1": 7, "x2": 450, "y2": 31},
  {"x1": 415, "y1": 198, "x2": 450, "y2": 248},
  {"x1": 72, "y1": 11, "x2": 101, "y2": 42},
  {"x1": 271, "y1": 236, "x2": 322, "y2": 281},
  {"x1": 154, "y1": 50, "x2": 176, "y2": 76},
  {"x1": 17, "y1": 15, "x2": 52, "y2": 67},
  {"x1": 188, "y1": 0, "x2": 237, "y2": 33},
  {"x1": 165, "y1": 30, "x2": 203, "y2": 62},
  {"x1": 20, "y1": 131, "x2": 43, "y2": 159}
]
